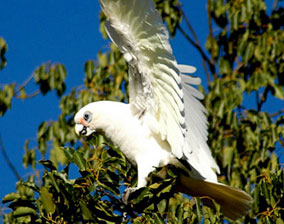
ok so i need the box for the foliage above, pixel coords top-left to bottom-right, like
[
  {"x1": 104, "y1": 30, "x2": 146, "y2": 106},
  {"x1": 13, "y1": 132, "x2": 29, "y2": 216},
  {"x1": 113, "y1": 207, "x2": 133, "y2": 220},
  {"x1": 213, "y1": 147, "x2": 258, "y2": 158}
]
[
  {"x1": 0, "y1": 37, "x2": 8, "y2": 70},
  {"x1": 1, "y1": 0, "x2": 284, "y2": 223},
  {"x1": 0, "y1": 62, "x2": 66, "y2": 117},
  {"x1": 205, "y1": 0, "x2": 284, "y2": 223}
]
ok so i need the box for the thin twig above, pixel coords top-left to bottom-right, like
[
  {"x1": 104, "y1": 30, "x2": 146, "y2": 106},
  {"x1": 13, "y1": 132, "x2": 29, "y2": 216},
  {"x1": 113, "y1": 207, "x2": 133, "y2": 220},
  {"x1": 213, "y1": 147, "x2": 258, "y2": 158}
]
[
  {"x1": 256, "y1": 90, "x2": 260, "y2": 110},
  {"x1": 15, "y1": 90, "x2": 41, "y2": 99},
  {"x1": 14, "y1": 73, "x2": 35, "y2": 96},
  {"x1": 177, "y1": 25, "x2": 216, "y2": 75},
  {"x1": 269, "y1": 109, "x2": 284, "y2": 118},
  {"x1": 13, "y1": 73, "x2": 42, "y2": 99},
  {"x1": 98, "y1": 187, "x2": 137, "y2": 219},
  {"x1": 273, "y1": 0, "x2": 278, "y2": 10},
  {"x1": 207, "y1": 1, "x2": 217, "y2": 80},
  {"x1": 180, "y1": 9, "x2": 199, "y2": 43},
  {"x1": 0, "y1": 134, "x2": 21, "y2": 180},
  {"x1": 179, "y1": 7, "x2": 211, "y2": 83},
  {"x1": 279, "y1": 138, "x2": 284, "y2": 147}
]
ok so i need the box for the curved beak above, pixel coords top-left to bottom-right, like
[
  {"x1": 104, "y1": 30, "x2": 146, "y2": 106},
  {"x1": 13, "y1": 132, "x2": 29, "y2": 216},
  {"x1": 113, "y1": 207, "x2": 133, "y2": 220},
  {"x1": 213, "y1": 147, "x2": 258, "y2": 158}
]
[
  {"x1": 75, "y1": 123, "x2": 84, "y2": 136},
  {"x1": 75, "y1": 123, "x2": 95, "y2": 136}
]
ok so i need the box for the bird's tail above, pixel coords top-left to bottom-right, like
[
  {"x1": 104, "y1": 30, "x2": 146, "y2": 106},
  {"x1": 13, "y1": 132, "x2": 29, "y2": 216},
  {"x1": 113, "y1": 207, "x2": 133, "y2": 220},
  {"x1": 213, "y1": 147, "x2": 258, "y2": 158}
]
[{"x1": 176, "y1": 175, "x2": 253, "y2": 220}]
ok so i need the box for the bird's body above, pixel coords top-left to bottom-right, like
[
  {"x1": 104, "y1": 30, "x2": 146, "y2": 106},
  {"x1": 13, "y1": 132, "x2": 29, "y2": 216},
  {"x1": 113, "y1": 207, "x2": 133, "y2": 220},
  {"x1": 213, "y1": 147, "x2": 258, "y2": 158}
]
[
  {"x1": 74, "y1": 0, "x2": 253, "y2": 220},
  {"x1": 76, "y1": 100, "x2": 180, "y2": 188}
]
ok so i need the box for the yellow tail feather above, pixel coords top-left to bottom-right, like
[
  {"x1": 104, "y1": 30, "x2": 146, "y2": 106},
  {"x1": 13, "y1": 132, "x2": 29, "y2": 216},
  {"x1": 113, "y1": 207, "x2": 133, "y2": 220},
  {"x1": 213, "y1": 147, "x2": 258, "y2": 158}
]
[{"x1": 176, "y1": 175, "x2": 253, "y2": 220}]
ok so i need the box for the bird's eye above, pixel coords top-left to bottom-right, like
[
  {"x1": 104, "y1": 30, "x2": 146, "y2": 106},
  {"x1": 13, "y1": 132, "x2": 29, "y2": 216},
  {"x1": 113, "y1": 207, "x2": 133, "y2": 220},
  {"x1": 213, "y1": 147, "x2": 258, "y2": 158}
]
[{"x1": 83, "y1": 111, "x2": 92, "y2": 123}]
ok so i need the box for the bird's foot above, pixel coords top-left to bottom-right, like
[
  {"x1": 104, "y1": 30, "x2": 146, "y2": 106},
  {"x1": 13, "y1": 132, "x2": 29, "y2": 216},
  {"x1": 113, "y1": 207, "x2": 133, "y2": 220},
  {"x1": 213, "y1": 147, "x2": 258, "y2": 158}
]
[{"x1": 122, "y1": 187, "x2": 138, "y2": 204}]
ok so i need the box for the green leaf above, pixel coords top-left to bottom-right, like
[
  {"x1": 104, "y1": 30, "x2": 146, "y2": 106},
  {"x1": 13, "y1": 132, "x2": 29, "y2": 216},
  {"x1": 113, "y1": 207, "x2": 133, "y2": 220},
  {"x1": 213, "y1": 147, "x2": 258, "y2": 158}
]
[
  {"x1": 80, "y1": 201, "x2": 93, "y2": 220},
  {"x1": 276, "y1": 218, "x2": 284, "y2": 224},
  {"x1": 271, "y1": 153, "x2": 278, "y2": 173},
  {"x1": 271, "y1": 83, "x2": 284, "y2": 99},
  {"x1": 254, "y1": 44, "x2": 262, "y2": 61},
  {"x1": 50, "y1": 142, "x2": 67, "y2": 165},
  {"x1": 243, "y1": 42, "x2": 254, "y2": 64},
  {"x1": 158, "y1": 199, "x2": 167, "y2": 214},
  {"x1": 40, "y1": 187, "x2": 56, "y2": 214},
  {"x1": 153, "y1": 213, "x2": 165, "y2": 224},
  {"x1": 73, "y1": 151, "x2": 87, "y2": 171},
  {"x1": 85, "y1": 60, "x2": 95, "y2": 80},
  {"x1": 219, "y1": 57, "x2": 231, "y2": 74},
  {"x1": 0, "y1": 84, "x2": 15, "y2": 116},
  {"x1": 223, "y1": 146, "x2": 234, "y2": 168},
  {"x1": 195, "y1": 197, "x2": 202, "y2": 222},
  {"x1": 57, "y1": 64, "x2": 66, "y2": 80},
  {"x1": 13, "y1": 207, "x2": 36, "y2": 217},
  {"x1": 2, "y1": 193, "x2": 21, "y2": 203},
  {"x1": 232, "y1": 11, "x2": 239, "y2": 30},
  {"x1": 62, "y1": 147, "x2": 75, "y2": 161},
  {"x1": 98, "y1": 52, "x2": 107, "y2": 67},
  {"x1": 37, "y1": 122, "x2": 47, "y2": 138},
  {"x1": 38, "y1": 160, "x2": 57, "y2": 170}
]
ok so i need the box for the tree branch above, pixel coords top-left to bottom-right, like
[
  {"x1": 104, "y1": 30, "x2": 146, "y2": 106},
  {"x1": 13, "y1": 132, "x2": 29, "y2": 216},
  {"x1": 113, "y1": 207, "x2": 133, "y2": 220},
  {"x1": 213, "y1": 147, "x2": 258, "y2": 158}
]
[
  {"x1": 207, "y1": 1, "x2": 218, "y2": 80},
  {"x1": 177, "y1": 25, "x2": 216, "y2": 76},
  {"x1": 15, "y1": 90, "x2": 41, "y2": 99},
  {"x1": 179, "y1": 7, "x2": 211, "y2": 83},
  {"x1": 13, "y1": 73, "x2": 42, "y2": 99},
  {"x1": 279, "y1": 138, "x2": 284, "y2": 147},
  {"x1": 273, "y1": 0, "x2": 278, "y2": 10},
  {"x1": 0, "y1": 134, "x2": 21, "y2": 180},
  {"x1": 14, "y1": 73, "x2": 35, "y2": 96},
  {"x1": 269, "y1": 109, "x2": 284, "y2": 118}
]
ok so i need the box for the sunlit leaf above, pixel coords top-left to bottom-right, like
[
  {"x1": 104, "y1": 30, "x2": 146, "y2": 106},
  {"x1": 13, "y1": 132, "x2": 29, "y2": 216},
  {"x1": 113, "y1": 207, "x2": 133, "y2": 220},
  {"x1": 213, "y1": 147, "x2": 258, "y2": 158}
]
[
  {"x1": 13, "y1": 207, "x2": 36, "y2": 217},
  {"x1": 40, "y1": 187, "x2": 56, "y2": 214}
]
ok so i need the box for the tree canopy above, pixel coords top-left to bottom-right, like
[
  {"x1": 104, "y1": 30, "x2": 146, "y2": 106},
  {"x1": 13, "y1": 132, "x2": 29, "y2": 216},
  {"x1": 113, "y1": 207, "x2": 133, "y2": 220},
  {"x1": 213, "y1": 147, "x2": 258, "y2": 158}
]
[{"x1": 1, "y1": 0, "x2": 284, "y2": 223}]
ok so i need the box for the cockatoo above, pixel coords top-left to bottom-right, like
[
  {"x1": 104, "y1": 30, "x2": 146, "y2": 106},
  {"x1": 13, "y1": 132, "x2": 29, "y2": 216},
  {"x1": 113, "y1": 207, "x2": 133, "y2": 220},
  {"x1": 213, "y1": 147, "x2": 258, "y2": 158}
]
[{"x1": 75, "y1": 0, "x2": 253, "y2": 220}]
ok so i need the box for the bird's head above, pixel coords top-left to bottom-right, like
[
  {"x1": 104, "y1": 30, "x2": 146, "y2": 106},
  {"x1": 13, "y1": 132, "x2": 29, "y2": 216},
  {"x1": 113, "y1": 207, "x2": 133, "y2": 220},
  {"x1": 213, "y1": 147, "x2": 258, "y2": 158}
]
[
  {"x1": 74, "y1": 103, "x2": 97, "y2": 137},
  {"x1": 75, "y1": 101, "x2": 123, "y2": 138}
]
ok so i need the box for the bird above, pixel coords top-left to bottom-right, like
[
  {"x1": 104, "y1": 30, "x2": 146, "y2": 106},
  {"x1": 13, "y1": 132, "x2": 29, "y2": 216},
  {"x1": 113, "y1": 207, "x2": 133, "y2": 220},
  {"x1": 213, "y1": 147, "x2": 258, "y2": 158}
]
[{"x1": 74, "y1": 0, "x2": 253, "y2": 220}]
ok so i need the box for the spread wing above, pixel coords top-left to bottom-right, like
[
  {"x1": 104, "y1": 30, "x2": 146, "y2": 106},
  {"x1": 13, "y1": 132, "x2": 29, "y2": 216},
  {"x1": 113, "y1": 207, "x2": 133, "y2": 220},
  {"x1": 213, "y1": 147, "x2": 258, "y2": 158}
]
[{"x1": 99, "y1": 0, "x2": 219, "y2": 178}]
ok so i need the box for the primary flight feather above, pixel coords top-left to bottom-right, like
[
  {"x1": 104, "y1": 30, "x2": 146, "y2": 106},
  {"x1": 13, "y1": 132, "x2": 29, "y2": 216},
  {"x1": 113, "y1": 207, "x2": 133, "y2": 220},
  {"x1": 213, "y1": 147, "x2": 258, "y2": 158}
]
[{"x1": 74, "y1": 0, "x2": 252, "y2": 220}]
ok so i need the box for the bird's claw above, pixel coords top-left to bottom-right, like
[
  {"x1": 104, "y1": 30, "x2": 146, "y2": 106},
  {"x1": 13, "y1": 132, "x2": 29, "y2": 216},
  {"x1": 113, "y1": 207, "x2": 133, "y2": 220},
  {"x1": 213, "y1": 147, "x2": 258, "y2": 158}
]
[{"x1": 122, "y1": 187, "x2": 137, "y2": 204}]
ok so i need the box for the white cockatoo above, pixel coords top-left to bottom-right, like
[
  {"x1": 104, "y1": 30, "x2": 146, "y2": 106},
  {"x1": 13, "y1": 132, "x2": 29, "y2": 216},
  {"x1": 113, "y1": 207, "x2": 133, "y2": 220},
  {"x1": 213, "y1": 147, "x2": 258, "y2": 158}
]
[{"x1": 75, "y1": 0, "x2": 252, "y2": 220}]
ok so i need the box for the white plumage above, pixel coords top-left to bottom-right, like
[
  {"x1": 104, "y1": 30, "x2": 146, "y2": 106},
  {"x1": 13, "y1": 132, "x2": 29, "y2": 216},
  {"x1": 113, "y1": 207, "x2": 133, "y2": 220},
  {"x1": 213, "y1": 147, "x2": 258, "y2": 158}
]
[{"x1": 74, "y1": 0, "x2": 252, "y2": 220}]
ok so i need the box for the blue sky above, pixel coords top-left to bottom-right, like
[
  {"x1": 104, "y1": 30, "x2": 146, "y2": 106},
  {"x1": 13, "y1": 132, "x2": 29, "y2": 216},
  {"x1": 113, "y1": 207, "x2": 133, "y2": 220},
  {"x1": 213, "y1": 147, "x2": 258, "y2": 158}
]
[{"x1": 0, "y1": 0, "x2": 282, "y2": 202}]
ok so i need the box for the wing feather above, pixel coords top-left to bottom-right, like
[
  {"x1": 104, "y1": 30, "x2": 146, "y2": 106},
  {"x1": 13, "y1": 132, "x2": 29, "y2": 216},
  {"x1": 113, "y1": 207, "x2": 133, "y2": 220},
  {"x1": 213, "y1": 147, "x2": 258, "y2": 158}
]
[
  {"x1": 100, "y1": 0, "x2": 220, "y2": 180},
  {"x1": 100, "y1": 0, "x2": 186, "y2": 158}
]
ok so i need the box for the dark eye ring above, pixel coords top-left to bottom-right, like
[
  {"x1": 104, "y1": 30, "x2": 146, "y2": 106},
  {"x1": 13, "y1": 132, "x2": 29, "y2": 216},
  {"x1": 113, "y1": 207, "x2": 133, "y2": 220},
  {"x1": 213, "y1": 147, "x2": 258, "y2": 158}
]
[{"x1": 83, "y1": 111, "x2": 92, "y2": 123}]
